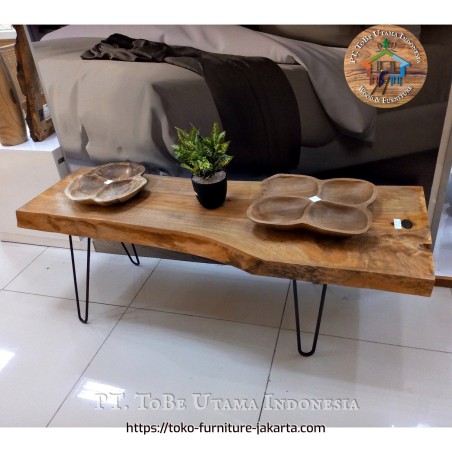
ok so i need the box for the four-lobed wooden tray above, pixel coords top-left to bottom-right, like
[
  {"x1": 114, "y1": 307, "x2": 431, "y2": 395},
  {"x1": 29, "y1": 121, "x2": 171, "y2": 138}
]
[
  {"x1": 247, "y1": 174, "x2": 377, "y2": 236},
  {"x1": 64, "y1": 162, "x2": 148, "y2": 206}
]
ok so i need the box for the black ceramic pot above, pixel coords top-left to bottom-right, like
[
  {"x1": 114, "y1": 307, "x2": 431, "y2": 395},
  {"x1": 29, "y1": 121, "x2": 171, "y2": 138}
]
[{"x1": 192, "y1": 173, "x2": 227, "y2": 209}]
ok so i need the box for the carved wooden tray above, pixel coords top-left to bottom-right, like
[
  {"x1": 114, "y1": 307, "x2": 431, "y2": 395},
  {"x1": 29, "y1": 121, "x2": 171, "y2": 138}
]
[
  {"x1": 247, "y1": 196, "x2": 372, "y2": 236},
  {"x1": 261, "y1": 174, "x2": 377, "y2": 206},
  {"x1": 247, "y1": 174, "x2": 376, "y2": 236},
  {"x1": 64, "y1": 162, "x2": 148, "y2": 206}
]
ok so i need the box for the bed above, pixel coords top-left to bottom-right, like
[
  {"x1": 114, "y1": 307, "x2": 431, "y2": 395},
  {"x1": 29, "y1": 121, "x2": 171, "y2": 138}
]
[{"x1": 31, "y1": 25, "x2": 451, "y2": 193}]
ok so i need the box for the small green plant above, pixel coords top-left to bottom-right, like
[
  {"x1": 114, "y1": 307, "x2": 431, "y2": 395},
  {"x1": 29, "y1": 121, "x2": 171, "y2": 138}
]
[{"x1": 172, "y1": 122, "x2": 233, "y2": 179}]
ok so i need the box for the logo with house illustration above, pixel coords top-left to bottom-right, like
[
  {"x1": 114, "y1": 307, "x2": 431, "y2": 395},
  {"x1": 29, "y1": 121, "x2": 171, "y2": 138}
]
[
  {"x1": 344, "y1": 25, "x2": 428, "y2": 108},
  {"x1": 363, "y1": 39, "x2": 410, "y2": 96}
]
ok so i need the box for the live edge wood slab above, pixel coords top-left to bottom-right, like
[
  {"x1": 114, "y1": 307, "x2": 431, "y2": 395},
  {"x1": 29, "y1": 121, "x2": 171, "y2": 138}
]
[{"x1": 16, "y1": 168, "x2": 435, "y2": 297}]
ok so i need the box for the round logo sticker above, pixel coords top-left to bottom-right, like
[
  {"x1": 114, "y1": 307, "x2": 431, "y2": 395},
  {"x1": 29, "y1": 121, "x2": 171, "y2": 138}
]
[{"x1": 344, "y1": 25, "x2": 428, "y2": 108}]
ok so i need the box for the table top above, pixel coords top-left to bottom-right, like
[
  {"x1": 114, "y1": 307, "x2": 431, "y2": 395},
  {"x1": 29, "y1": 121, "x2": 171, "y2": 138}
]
[{"x1": 16, "y1": 169, "x2": 435, "y2": 296}]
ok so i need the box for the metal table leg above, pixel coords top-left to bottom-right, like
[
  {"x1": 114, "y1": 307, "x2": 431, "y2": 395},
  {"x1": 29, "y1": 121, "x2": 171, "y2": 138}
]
[
  {"x1": 292, "y1": 280, "x2": 328, "y2": 357},
  {"x1": 121, "y1": 242, "x2": 140, "y2": 266},
  {"x1": 69, "y1": 236, "x2": 140, "y2": 323},
  {"x1": 69, "y1": 235, "x2": 91, "y2": 324}
]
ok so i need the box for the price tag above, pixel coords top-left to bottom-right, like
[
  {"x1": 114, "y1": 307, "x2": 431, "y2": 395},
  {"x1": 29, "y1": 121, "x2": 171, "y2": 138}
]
[{"x1": 394, "y1": 218, "x2": 402, "y2": 229}]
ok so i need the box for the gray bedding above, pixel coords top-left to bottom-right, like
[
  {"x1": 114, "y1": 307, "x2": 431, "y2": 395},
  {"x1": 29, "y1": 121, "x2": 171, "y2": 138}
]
[
  {"x1": 80, "y1": 33, "x2": 302, "y2": 173},
  {"x1": 34, "y1": 25, "x2": 375, "y2": 174}
]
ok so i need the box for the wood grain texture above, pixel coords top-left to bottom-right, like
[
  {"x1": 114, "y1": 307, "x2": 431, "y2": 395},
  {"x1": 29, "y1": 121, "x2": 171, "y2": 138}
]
[
  {"x1": 435, "y1": 276, "x2": 452, "y2": 288},
  {"x1": 0, "y1": 48, "x2": 27, "y2": 145},
  {"x1": 16, "y1": 169, "x2": 435, "y2": 296},
  {"x1": 13, "y1": 25, "x2": 54, "y2": 142}
]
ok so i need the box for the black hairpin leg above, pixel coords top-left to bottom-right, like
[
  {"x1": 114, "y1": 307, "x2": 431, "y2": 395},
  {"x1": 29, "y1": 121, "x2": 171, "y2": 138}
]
[
  {"x1": 69, "y1": 237, "x2": 140, "y2": 324},
  {"x1": 292, "y1": 280, "x2": 328, "y2": 357},
  {"x1": 69, "y1": 235, "x2": 91, "y2": 324},
  {"x1": 121, "y1": 242, "x2": 140, "y2": 266}
]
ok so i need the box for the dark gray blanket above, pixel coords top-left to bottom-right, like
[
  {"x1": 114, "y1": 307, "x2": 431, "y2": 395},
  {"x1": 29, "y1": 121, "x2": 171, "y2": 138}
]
[{"x1": 81, "y1": 34, "x2": 301, "y2": 173}]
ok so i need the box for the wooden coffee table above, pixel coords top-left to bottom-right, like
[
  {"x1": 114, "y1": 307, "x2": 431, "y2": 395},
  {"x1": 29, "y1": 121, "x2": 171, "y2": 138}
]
[{"x1": 16, "y1": 169, "x2": 435, "y2": 356}]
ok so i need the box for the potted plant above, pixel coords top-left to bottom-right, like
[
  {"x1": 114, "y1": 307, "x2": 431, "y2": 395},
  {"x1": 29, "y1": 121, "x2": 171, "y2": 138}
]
[{"x1": 172, "y1": 122, "x2": 233, "y2": 209}]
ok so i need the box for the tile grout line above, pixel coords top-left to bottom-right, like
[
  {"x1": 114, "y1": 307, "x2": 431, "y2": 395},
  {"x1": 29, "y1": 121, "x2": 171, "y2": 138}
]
[
  {"x1": 257, "y1": 279, "x2": 291, "y2": 424},
  {"x1": 125, "y1": 304, "x2": 285, "y2": 328},
  {"x1": 45, "y1": 284, "x2": 284, "y2": 427},
  {"x1": 3, "y1": 285, "x2": 286, "y2": 330},
  {"x1": 1, "y1": 244, "x2": 48, "y2": 291},
  {"x1": 9, "y1": 279, "x2": 450, "y2": 357},
  {"x1": 126, "y1": 257, "x2": 163, "y2": 308},
  {"x1": 2, "y1": 288, "x2": 131, "y2": 306},
  {"x1": 5, "y1": 245, "x2": 451, "y2": 356},
  {"x1": 291, "y1": 332, "x2": 452, "y2": 356},
  {"x1": 45, "y1": 257, "x2": 163, "y2": 427},
  {"x1": 4, "y1": 242, "x2": 449, "y2": 422},
  {"x1": 45, "y1": 305, "x2": 130, "y2": 427},
  {"x1": 10, "y1": 244, "x2": 451, "y2": 425},
  {"x1": 116, "y1": 257, "x2": 293, "y2": 329},
  {"x1": 278, "y1": 316, "x2": 452, "y2": 356},
  {"x1": 3, "y1": 251, "x2": 164, "y2": 304},
  {"x1": 46, "y1": 298, "x2": 139, "y2": 427}
]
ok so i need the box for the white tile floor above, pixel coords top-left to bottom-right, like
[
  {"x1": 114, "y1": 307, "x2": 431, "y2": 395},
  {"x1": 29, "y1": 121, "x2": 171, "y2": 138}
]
[{"x1": 0, "y1": 240, "x2": 451, "y2": 427}]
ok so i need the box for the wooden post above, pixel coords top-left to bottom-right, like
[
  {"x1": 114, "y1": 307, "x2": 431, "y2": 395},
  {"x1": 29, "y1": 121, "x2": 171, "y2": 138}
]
[
  {"x1": 0, "y1": 50, "x2": 27, "y2": 146},
  {"x1": 13, "y1": 25, "x2": 54, "y2": 142}
]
